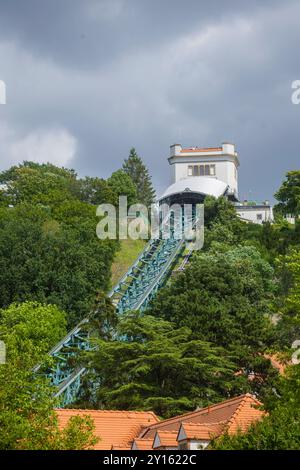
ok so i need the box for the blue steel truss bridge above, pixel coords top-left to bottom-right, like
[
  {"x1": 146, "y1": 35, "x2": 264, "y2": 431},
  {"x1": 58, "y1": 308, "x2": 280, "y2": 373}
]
[{"x1": 34, "y1": 212, "x2": 199, "y2": 406}]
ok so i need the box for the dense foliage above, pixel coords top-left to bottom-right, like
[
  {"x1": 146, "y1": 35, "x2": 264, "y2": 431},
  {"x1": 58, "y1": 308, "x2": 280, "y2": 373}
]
[
  {"x1": 0, "y1": 163, "x2": 118, "y2": 327},
  {"x1": 84, "y1": 314, "x2": 248, "y2": 417},
  {"x1": 107, "y1": 169, "x2": 138, "y2": 207},
  {"x1": 274, "y1": 170, "x2": 300, "y2": 217},
  {"x1": 0, "y1": 158, "x2": 147, "y2": 449},
  {"x1": 212, "y1": 365, "x2": 300, "y2": 450},
  {"x1": 0, "y1": 301, "x2": 66, "y2": 365},
  {"x1": 0, "y1": 161, "x2": 80, "y2": 206},
  {"x1": 275, "y1": 249, "x2": 300, "y2": 347},
  {"x1": 0, "y1": 157, "x2": 300, "y2": 449},
  {"x1": 149, "y1": 245, "x2": 275, "y2": 348},
  {"x1": 122, "y1": 147, "x2": 156, "y2": 207},
  {"x1": 0, "y1": 301, "x2": 98, "y2": 450},
  {"x1": 0, "y1": 364, "x2": 98, "y2": 450}
]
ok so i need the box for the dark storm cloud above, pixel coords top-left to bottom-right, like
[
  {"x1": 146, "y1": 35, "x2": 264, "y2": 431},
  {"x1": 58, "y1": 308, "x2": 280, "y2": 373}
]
[
  {"x1": 0, "y1": 0, "x2": 299, "y2": 201},
  {"x1": 0, "y1": 0, "x2": 283, "y2": 69}
]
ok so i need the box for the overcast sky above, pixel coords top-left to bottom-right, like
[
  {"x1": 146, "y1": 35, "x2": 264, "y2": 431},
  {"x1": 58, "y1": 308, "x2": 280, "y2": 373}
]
[{"x1": 0, "y1": 0, "x2": 299, "y2": 201}]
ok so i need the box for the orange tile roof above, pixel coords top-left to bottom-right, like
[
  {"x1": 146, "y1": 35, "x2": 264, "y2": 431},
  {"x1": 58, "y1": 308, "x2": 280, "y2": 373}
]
[
  {"x1": 226, "y1": 395, "x2": 266, "y2": 435},
  {"x1": 132, "y1": 438, "x2": 154, "y2": 450},
  {"x1": 111, "y1": 444, "x2": 132, "y2": 450},
  {"x1": 180, "y1": 147, "x2": 222, "y2": 153},
  {"x1": 153, "y1": 431, "x2": 178, "y2": 448},
  {"x1": 56, "y1": 395, "x2": 265, "y2": 451},
  {"x1": 264, "y1": 353, "x2": 287, "y2": 376},
  {"x1": 56, "y1": 409, "x2": 159, "y2": 450},
  {"x1": 139, "y1": 394, "x2": 264, "y2": 441},
  {"x1": 178, "y1": 422, "x2": 225, "y2": 441}
]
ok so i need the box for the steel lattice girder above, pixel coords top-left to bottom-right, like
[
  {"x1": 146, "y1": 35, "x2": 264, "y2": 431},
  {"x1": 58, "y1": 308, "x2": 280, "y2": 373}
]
[{"x1": 39, "y1": 214, "x2": 196, "y2": 406}]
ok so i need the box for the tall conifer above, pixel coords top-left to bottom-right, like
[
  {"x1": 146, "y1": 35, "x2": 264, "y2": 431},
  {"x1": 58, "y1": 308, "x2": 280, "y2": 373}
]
[{"x1": 123, "y1": 148, "x2": 156, "y2": 207}]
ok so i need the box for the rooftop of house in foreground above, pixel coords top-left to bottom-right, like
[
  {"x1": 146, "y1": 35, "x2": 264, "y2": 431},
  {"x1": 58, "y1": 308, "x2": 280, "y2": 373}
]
[
  {"x1": 137, "y1": 393, "x2": 264, "y2": 441},
  {"x1": 56, "y1": 409, "x2": 159, "y2": 450},
  {"x1": 56, "y1": 394, "x2": 265, "y2": 450}
]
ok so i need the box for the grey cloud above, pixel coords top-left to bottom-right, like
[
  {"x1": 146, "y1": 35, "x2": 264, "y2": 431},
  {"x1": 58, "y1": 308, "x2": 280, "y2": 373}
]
[
  {"x1": 0, "y1": 0, "x2": 299, "y2": 202},
  {"x1": 0, "y1": 0, "x2": 284, "y2": 69}
]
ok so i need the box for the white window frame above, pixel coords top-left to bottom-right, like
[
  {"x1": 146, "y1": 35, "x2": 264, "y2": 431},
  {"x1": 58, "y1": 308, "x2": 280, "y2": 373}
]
[{"x1": 188, "y1": 164, "x2": 216, "y2": 177}]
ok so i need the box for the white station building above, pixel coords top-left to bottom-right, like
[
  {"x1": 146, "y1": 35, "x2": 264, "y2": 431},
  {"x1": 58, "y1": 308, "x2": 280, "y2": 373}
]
[
  {"x1": 234, "y1": 201, "x2": 273, "y2": 224},
  {"x1": 159, "y1": 143, "x2": 273, "y2": 224}
]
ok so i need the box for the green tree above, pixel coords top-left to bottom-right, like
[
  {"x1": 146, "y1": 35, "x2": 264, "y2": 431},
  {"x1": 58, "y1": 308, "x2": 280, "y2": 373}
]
[
  {"x1": 79, "y1": 176, "x2": 116, "y2": 206},
  {"x1": 108, "y1": 169, "x2": 137, "y2": 206},
  {"x1": 0, "y1": 363, "x2": 98, "y2": 450},
  {"x1": 212, "y1": 365, "x2": 300, "y2": 450},
  {"x1": 241, "y1": 215, "x2": 300, "y2": 266},
  {"x1": 203, "y1": 196, "x2": 245, "y2": 249},
  {"x1": 122, "y1": 148, "x2": 156, "y2": 207},
  {"x1": 51, "y1": 198, "x2": 96, "y2": 224},
  {"x1": 204, "y1": 196, "x2": 242, "y2": 228},
  {"x1": 88, "y1": 291, "x2": 118, "y2": 340},
  {"x1": 147, "y1": 245, "x2": 277, "y2": 398},
  {"x1": 0, "y1": 301, "x2": 98, "y2": 450},
  {"x1": 275, "y1": 249, "x2": 300, "y2": 346},
  {"x1": 274, "y1": 170, "x2": 300, "y2": 217},
  {"x1": 85, "y1": 313, "x2": 248, "y2": 418},
  {"x1": 0, "y1": 204, "x2": 116, "y2": 327},
  {"x1": 0, "y1": 161, "x2": 80, "y2": 206},
  {"x1": 149, "y1": 245, "x2": 275, "y2": 349},
  {"x1": 0, "y1": 162, "x2": 119, "y2": 327},
  {"x1": 0, "y1": 301, "x2": 66, "y2": 366}
]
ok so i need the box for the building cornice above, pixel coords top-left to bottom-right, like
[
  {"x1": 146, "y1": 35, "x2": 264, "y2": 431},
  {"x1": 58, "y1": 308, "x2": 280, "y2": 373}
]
[{"x1": 168, "y1": 153, "x2": 240, "y2": 167}]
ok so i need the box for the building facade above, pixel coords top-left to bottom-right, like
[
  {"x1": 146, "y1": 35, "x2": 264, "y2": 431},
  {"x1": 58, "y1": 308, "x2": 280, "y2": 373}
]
[
  {"x1": 235, "y1": 202, "x2": 274, "y2": 224},
  {"x1": 167, "y1": 142, "x2": 239, "y2": 199},
  {"x1": 159, "y1": 142, "x2": 273, "y2": 225}
]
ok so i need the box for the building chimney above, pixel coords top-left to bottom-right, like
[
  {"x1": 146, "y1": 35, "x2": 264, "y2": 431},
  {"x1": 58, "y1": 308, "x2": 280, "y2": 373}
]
[
  {"x1": 170, "y1": 143, "x2": 182, "y2": 157},
  {"x1": 222, "y1": 142, "x2": 235, "y2": 155}
]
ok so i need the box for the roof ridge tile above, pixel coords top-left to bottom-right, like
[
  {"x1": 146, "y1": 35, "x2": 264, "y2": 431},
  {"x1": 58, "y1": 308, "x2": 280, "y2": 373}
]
[
  {"x1": 225, "y1": 394, "x2": 263, "y2": 434},
  {"x1": 56, "y1": 408, "x2": 158, "y2": 418},
  {"x1": 181, "y1": 420, "x2": 227, "y2": 427},
  {"x1": 224, "y1": 396, "x2": 248, "y2": 432},
  {"x1": 139, "y1": 394, "x2": 254, "y2": 437},
  {"x1": 156, "y1": 430, "x2": 178, "y2": 434}
]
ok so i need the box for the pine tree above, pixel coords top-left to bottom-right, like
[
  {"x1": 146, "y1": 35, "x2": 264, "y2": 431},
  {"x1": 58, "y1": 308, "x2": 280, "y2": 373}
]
[
  {"x1": 85, "y1": 313, "x2": 245, "y2": 418},
  {"x1": 122, "y1": 148, "x2": 156, "y2": 207}
]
